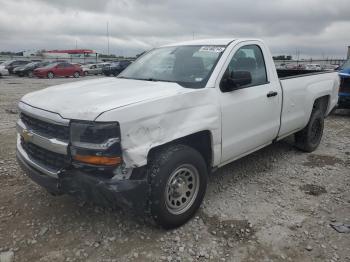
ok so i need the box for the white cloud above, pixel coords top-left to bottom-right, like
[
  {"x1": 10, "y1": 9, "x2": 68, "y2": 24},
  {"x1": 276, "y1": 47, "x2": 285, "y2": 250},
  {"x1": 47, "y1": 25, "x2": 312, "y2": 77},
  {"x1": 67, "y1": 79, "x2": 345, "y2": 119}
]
[{"x1": 0, "y1": 0, "x2": 349, "y2": 57}]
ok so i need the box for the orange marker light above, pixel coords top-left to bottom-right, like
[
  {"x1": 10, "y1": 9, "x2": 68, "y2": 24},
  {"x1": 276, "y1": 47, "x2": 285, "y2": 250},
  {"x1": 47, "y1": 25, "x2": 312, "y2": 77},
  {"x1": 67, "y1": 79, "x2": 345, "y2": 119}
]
[{"x1": 73, "y1": 155, "x2": 122, "y2": 166}]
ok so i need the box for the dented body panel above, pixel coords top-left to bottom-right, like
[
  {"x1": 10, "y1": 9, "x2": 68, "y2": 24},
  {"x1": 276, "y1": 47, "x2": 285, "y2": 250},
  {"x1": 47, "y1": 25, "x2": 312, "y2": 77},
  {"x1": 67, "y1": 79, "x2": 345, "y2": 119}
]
[{"x1": 95, "y1": 88, "x2": 222, "y2": 167}]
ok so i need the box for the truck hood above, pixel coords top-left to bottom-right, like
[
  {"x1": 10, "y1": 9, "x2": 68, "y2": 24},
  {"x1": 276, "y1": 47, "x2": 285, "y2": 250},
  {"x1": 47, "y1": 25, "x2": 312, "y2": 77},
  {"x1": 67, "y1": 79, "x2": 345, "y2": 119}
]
[{"x1": 21, "y1": 78, "x2": 188, "y2": 121}]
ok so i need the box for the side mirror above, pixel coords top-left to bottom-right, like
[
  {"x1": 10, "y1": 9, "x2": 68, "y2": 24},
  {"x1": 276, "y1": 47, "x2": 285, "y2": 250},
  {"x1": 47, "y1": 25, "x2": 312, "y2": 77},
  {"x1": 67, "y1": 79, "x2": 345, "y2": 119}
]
[{"x1": 220, "y1": 70, "x2": 252, "y2": 92}]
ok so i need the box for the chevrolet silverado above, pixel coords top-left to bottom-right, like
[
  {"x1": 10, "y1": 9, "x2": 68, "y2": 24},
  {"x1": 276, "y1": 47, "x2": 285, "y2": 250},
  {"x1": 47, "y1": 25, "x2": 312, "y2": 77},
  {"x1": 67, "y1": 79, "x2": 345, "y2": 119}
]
[{"x1": 16, "y1": 39, "x2": 339, "y2": 228}]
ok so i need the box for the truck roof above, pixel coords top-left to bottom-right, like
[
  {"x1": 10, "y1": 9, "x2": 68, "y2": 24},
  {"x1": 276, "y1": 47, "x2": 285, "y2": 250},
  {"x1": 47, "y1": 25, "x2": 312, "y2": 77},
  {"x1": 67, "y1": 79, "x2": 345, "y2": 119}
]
[
  {"x1": 162, "y1": 38, "x2": 235, "y2": 47},
  {"x1": 162, "y1": 38, "x2": 264, "y2": 47}
]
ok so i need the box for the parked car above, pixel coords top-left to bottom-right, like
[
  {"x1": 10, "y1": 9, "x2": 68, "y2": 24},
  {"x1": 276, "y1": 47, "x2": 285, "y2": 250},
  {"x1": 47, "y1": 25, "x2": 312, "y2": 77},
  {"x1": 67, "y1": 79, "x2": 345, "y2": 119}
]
[
  {"x1": 102, "y1": 61, "x2": 131, "y2": 76},
  {"x1": 338, "y1": 59, "x2": 350, "y2": 109},
  {"x1": 305, "y1": 64, "x2": 322, "y2": 71},
  {"x1": 14, "y1": 61, "x2": 51, "y2": 77},
  {"x1": 3, "y1": 60, "x2": 31, "y2": 74},
  {"x1": 16, "y1": 38, "x2": 339, "y2": 228},
  {"x1": 33, "y1": 62, "x2": 83, "y2": 78},
  {"x1": 0, "y1": 65, "x2": 9, "y2": 77},
  {"x1": 82, "y1": 63, "x2": 110, "y2": 76}
]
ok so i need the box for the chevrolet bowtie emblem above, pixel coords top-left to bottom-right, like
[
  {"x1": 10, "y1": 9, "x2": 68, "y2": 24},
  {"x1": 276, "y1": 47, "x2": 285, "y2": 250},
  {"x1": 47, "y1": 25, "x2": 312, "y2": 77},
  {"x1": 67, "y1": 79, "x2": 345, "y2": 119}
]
[{"x1": 22, "y1": 129, "x2": 33, "y2": 142}]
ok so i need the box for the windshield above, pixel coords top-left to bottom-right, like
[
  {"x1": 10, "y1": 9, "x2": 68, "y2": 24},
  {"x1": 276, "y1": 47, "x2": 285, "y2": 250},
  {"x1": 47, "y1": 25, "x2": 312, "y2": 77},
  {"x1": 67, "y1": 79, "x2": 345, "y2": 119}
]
[
  {"x1": 2, "y1": 60, "x2": 14, "y2": 66},
  {"x1": 23, "y1": 62, "x2": 38, "y2": 68},
  {"x1": 340, "y1": 59, "x2": 350, "y2": 70},
  {"x1": 118, "y1": 45, "x2": 225, "y2": 88},
  {"x1": 40, "y1": 63, "x2": 57, "y2": 69}
]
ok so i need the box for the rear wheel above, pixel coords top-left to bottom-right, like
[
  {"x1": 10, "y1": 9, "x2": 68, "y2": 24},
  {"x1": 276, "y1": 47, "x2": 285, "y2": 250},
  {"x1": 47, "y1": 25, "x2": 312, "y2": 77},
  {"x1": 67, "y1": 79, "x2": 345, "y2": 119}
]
[
  {"x1": 73, "y1": 71, "x2": 80, "y2": 78},
  {"x1": 295, "y1": 109, "x2": 324, "y2": 152},
  {"x1": 84, "y1": 71, "x2": 89, "y2": 76},
  {"x1": 47, "y1": 72, "x2": 54, "y2": 79},
  {"x1": 148, "y1": 144, "x2": 208, "y2": 229},
  {"x1": 28, "y1": 71, "x2": 33, "y2": 78}
]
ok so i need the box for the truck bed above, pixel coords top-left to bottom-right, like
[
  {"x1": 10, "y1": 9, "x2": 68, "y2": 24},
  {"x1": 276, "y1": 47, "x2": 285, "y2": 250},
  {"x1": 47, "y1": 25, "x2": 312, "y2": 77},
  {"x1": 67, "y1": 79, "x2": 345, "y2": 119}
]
[
  {"x1": 277, "y1": 71, "x2": 339, "y2": 139},
  {"x1": 277, "y1": 69, "x2": 334, "y2": 79}
]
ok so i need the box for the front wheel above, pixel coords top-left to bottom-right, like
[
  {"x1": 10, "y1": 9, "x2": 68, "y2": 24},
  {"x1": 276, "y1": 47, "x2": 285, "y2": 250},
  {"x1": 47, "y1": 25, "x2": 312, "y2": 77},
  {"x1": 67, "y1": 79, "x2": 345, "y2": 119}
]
[
  {"x1": 47, "y1": 72, "x2": 54, "y2": 79},
  {"x1": 295, "y1": 109, "x2": 324, "y2": 152},
  {"x1": 73, "y1": 71, "x2": 80, "y2": 78},
  {"x1": 148, "y1": 144, "x2": 208, "y2": 229}
]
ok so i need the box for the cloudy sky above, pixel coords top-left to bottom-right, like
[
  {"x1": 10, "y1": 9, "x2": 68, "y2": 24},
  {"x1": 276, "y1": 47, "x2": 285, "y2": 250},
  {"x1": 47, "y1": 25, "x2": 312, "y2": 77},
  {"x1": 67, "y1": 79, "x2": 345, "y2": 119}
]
[{"x1": 0, "y1": 0, "x2": 349, "y2": 58}]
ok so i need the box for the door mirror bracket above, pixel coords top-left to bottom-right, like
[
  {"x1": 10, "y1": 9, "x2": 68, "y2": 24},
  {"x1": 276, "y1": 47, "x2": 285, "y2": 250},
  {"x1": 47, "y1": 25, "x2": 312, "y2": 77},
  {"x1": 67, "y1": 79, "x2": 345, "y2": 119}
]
[{"x1": 220, "y1": 70, "x2": 252, "y2": 92}]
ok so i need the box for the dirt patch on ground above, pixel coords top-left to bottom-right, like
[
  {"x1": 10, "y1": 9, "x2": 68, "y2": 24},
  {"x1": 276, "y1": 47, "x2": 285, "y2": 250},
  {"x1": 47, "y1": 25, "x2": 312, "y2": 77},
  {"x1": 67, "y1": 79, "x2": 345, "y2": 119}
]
[
  {"x1": 303, "y1": 154, "x2": 344, "y2": 167},
  {"x1": 299, "y1": 184, "x2": 327, "y2": 196},
  {"x1": 199, "y1": 211, "x2": 254, "y2": 241}
]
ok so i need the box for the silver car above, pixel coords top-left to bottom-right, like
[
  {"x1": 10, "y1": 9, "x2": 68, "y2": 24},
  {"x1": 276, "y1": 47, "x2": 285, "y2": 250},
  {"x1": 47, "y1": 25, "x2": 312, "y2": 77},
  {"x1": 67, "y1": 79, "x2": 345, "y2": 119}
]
[{"x1": 82, "y1": 63, "x2": 110, "y2": 76}]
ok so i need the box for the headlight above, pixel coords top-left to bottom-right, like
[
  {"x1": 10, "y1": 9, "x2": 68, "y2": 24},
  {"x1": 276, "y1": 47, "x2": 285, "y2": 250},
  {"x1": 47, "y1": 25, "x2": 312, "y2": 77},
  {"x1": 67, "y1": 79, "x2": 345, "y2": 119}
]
[{"x1": 70, "y1": 121, "x2": 122, "y2": 166}]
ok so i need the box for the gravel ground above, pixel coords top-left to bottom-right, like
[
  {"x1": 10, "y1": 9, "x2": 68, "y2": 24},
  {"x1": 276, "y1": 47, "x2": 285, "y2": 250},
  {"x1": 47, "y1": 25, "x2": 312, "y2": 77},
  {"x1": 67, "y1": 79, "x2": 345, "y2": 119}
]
[{"x1": 0, "y1": 75, "x2": 349, "y2": 262}]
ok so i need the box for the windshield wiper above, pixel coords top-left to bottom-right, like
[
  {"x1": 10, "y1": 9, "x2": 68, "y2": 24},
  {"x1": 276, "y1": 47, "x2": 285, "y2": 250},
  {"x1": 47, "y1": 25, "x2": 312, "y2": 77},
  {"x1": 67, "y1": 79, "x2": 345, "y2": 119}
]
[{"x1": 117, "y1": 76, "x2": 175, "y2": 83}]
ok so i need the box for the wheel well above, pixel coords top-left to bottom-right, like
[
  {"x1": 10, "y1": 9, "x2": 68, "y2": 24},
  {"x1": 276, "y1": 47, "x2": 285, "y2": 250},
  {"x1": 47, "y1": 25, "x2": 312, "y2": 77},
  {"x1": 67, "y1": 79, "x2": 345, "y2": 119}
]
[
  {"x1": 313, "y1": 95, "x2": 329, "y2": 116},
  {"x1": 148, "y1": 131, "x2": 213, "y2": 169}
]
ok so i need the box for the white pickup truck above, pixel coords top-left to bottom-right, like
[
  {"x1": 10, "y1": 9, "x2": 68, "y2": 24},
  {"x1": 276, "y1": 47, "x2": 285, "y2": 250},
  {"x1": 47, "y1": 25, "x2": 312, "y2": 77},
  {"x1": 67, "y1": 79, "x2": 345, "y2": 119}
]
[{"x1": 16, "y1": 39, "x2": 339, "y2": 228}]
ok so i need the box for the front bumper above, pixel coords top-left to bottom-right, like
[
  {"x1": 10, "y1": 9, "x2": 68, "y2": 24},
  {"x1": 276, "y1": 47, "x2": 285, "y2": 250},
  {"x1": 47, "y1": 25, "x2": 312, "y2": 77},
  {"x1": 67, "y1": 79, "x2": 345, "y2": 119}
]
[
  {"x1": 17, "y1": 145, "x2": 149, "y2": 212},
  {"x1": 34, "y1": 71, "x2": 47, "y2": 77}
]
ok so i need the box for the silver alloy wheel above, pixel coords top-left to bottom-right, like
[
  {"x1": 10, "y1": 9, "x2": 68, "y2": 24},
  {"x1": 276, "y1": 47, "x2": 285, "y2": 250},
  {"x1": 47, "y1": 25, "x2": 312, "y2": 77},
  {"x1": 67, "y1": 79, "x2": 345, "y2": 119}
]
[
  {"x1": 47, "y1": 72, "x2": 54, "y2": 79},
  {"x1": 165, "y1": 164, "x2": 200, "y2": 215},
  {"x1": 74, "y1": 72, "x2": 80, "y2": 78}
]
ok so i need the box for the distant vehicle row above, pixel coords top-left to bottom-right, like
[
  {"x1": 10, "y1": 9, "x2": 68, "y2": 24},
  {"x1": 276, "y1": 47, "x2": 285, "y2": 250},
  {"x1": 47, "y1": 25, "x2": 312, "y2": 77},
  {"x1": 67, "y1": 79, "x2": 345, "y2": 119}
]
[
  {"x1": 82, "y1": 61, "x2": 131, "y2": 76},
  {"x1": 0, "y1": 60, "x2": 132, "y2": 78},
  {"x1": 276, "y1": 63, "x2": 339, "y2": 71}
]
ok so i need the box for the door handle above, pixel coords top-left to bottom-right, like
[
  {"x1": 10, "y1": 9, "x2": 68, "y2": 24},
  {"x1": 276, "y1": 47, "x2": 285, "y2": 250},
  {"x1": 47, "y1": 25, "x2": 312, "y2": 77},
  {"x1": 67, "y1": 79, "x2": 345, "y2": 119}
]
[{"x1": 267, "y1": 91, "x2": 278, "y2": 98}]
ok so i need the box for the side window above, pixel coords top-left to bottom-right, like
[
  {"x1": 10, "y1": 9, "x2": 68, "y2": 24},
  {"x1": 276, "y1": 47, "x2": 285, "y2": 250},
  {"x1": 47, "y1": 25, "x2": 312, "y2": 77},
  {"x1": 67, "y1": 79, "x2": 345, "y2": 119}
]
[{"x1": 221, "y1": 45, "x2": 268, "y2": 90}]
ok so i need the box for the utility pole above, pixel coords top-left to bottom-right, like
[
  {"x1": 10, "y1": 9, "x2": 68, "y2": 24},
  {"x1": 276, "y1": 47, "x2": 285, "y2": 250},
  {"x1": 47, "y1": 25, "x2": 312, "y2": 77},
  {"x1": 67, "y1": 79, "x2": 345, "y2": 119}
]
[
  {"x1": 295, "y1": 48, "x2": 300, "y2": 66},
  {"x1": 107, "y1": 21, "x2": 110, "y2": 56},
  {"x1": 75, "y1": 40, "x2": 78, "y2": 49}
]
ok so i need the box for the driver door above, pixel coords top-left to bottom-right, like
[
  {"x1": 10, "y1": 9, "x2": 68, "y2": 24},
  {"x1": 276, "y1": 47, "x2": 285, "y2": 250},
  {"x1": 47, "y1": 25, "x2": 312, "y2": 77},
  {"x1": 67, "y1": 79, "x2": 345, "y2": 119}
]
[
  {"x1": 55, "y1": 63, "x2": 66, "y2": 76},
  {"x1": 218, "y1": 43, "x2": 281, "y2": 164}
]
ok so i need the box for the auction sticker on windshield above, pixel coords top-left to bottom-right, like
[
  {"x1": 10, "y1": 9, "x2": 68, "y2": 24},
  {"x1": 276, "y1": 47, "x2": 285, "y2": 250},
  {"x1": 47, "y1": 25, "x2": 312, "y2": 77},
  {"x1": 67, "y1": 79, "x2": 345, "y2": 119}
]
[{"x1": 199, "y1": 46, "x2": 225, "y2": 53}]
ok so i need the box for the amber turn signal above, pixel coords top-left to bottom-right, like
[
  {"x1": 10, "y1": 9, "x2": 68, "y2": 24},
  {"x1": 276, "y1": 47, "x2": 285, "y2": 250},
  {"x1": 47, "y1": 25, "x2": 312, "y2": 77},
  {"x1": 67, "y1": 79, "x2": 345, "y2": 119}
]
[{"x1": 73, "y1": 155, "x2": 122, "y2": 166}]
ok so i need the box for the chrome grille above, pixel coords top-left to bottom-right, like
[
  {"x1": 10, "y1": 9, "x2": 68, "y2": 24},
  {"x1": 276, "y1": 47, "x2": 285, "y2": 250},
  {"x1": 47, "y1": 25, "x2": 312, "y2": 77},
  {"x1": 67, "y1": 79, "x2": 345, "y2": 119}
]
[
  {"x1": 21, "y1": 113, "x2": 69, "y2": 141},
  {"x1": 21, "y1": 138, "x2": 67, "y2": 171}
]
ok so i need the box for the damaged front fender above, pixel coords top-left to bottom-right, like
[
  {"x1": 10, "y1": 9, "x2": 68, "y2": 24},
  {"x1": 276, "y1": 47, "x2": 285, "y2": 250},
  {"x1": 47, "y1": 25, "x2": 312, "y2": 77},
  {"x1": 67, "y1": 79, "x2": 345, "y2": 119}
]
[{"x1": 96, "y1": 87, "x2": 221, "y2": 168}]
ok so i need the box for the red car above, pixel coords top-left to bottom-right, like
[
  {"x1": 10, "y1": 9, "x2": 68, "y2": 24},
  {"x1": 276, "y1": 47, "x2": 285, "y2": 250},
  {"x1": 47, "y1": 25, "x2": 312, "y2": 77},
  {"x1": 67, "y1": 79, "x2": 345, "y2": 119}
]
[{"x1": 33, "y1": 62, "x2": 83, "y2": 78}]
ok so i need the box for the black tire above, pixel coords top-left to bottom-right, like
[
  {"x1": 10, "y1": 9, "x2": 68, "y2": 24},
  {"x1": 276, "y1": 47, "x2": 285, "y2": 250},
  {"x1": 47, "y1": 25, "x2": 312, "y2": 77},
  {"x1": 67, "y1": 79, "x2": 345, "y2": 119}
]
[
  {"x1": 295, "y1": 109, "x2": 324, "y2": 152},
  {"x1": 47, "y1": 72, "x2": 54, "y2": 79},
  {"x1": 148, "y1": 144, "x2": 208, "y2": 229},
  {"x1": 84, "y1": 71, "x2": 89, "y2": 76}
]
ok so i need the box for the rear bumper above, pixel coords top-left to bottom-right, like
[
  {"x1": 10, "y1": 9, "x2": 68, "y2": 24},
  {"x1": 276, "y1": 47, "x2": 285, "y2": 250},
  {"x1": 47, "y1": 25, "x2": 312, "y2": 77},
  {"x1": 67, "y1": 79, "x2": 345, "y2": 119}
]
[
  {"x1": 338, "y1": 93, "x2": 350, "y2": 109},
  {"x1": 0, "y1": 69, "x2": 9, "y2": 76},
  {"x1": 17, "y1": 149, "x2": 149, "y2": 212}
]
